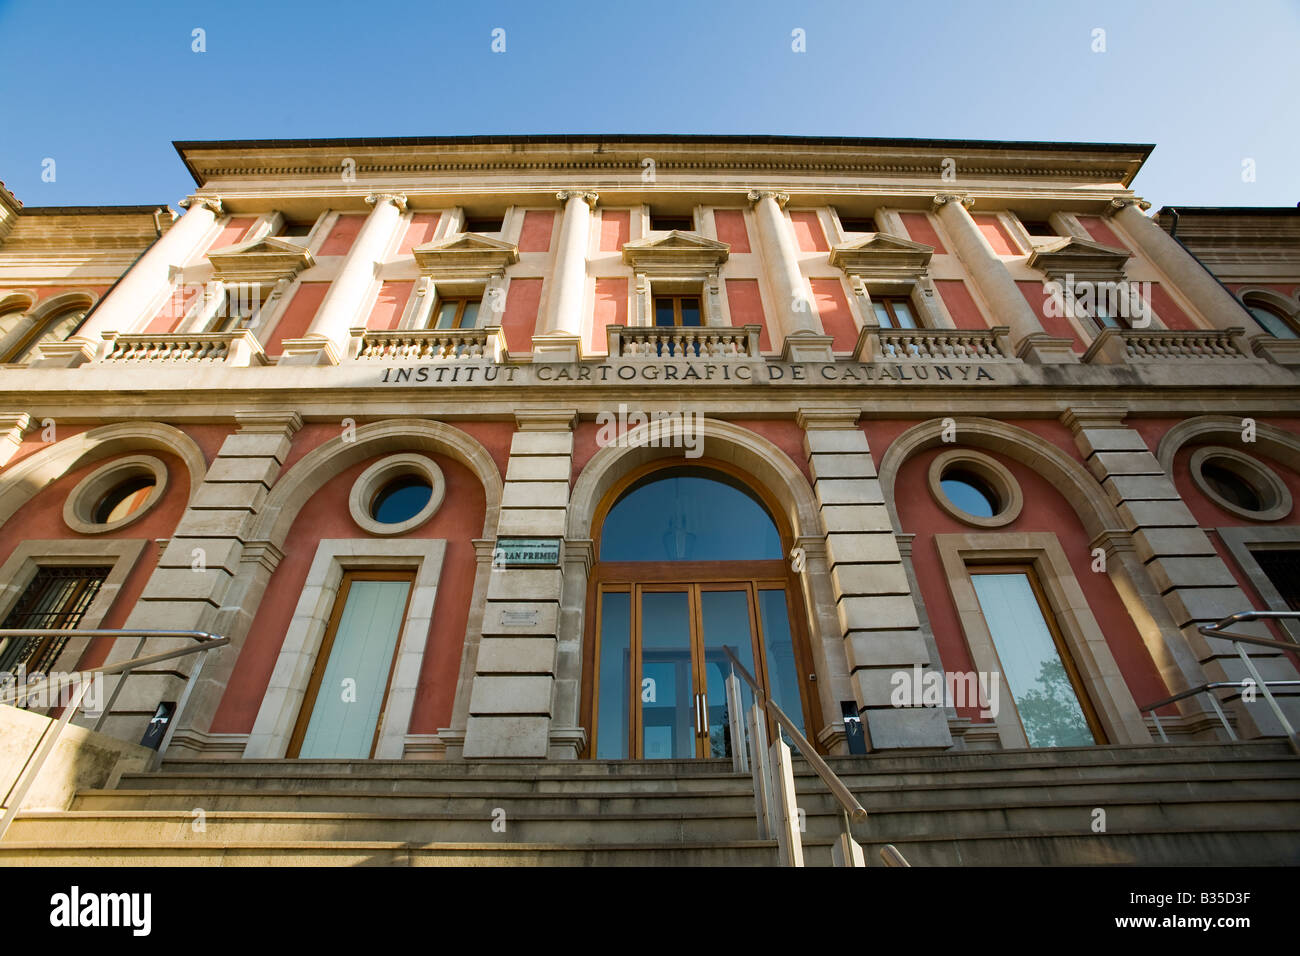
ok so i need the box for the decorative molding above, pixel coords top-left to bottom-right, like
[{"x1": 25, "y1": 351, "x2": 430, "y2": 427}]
[
  {"x1": 178, "y1": 195, "x2": 223, "y2": 215},
  {"x1": 365, "y1": 192, "x2": 408, "y2": 212},
  {"x1": 931, "y1": 194, "x2": 973, "y2": 212},
  {"x1": 620, "y1": 230, "x2": 730, "y2": 275},
  {"x1": 515, "y1": 408, "x2": 578, "y2": 431},
  {"x1": 206, "y1": 237, "x2": 315, "y2": 284},
  {"x1": 1026, "y1": 236, "x2": 1131, "y2": 281},
  {"x1": 828, "y1": 233, "x2": 934, "y2": 279},
  {"x1": 411, "y1": 232, "x2": 519, "y2": 278},
  {"x1": 746, "y1": 189, "x2": 790, "y2": 209},
  {"x1": 1104, "y1": 197, "x2": 1152, "y2": 217}
]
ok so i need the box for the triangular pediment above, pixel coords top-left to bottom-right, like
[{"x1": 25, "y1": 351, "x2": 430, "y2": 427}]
[
  {"x1": 829, "y1": 233, "x2": 933, "y2": 277},
  {"x1": 412, "y1": 232, "x2": 519, "y2": 276},
  {"x1": 207, "y1": 236, "x2": 314, "y2": 282},
  {"x1": 1028, "y1": 236, "x2": 1130, "y2": 278},
  {"x1": 622, "y1": 230, "x2": 729, "y2": 273}
]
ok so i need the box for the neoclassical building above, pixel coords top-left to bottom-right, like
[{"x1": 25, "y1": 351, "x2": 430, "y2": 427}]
[{"x1": 0, "y1": 136, "x2": 1298, "y2": 863}]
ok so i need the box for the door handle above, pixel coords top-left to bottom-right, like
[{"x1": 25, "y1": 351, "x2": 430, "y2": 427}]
[{"x1": 695, "y1": 694, "x2": 705, "y2": 737}]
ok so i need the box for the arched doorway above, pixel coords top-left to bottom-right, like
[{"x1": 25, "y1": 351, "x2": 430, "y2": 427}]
[{"x1": 582, "y1": 460, "x2": 820, "y2": 759}]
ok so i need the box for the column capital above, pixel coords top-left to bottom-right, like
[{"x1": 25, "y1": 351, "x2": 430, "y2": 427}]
[
  {"x1": 365, "y1": 192, "x2": 408, "y2": 212},
  {"x1": 797, "y1": 407, "x2": 862, "y2": 431},
  {"x1": 747, "y1": 189, "x2": 790, "y2": 209},
  {"x1": 234, "y1": 409, "x2": 304, "y2": 436},
  {"x1": 930, "y1": 193, "x2": 973, "y2": 212},
  {"x1": 1104, "y1": 197, "x2": 1152, "y2": 218},
  {"x1": 1059, "y1": 405, "x2": 1130, "y2": 433},
  {"x1": 556, "y1": 190, "x2": 598, "y2": 210},
  {"x1": 515, "y1": 408, "x2": 578, "y2": 431},
  {"x1": 178, "y1": 195, "x2": 223, "y2": 215}
]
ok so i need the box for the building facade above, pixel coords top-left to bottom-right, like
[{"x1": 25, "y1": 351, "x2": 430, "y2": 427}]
[{"x1": 1, "y1": 135, "x2": 1298, "y2": 773}]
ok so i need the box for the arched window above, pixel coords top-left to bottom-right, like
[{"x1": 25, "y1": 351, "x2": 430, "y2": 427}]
[
  {"x1": 587, "y1": 463, "x2": 816, "y2": 761},
  {"x1": 3, "y1": 303, "x2": 89, "y2": 364},
  {"x1": 1242, "y1": 296, "x2": 1298, "y2": 340}
]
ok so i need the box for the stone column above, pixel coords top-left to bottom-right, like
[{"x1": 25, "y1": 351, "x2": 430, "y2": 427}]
[
  {"x1": 799, "y1": 408, "x2": 952, "y2": 750},
  {"x1": 280, "y1": 193, "x2": 407, "y2": 365},
  {"x1": 533, "y1": 190, "x2": 597, "y2": 363},
  {"x1": 97, "y1": 411, "x2": 303, "y2": 745},
  {"x1": 931, "y1": 194, "x2": 1074, "y2": 363},
  {"x1": 463, "y1": 409, "x2": 577, "y2": 758},
  {"x1": 748, "y1": 190, "x2": 834, "y2": 361},
  {"x1": 76, "y1": 197, "x2": 219, "y2": 341},
  {"x1": 1063, "y1": 406, "x2": 1300, "y2": 737},
  {"x1": 1108, "y1": 198, "x2": 1258, "y2": 337}
]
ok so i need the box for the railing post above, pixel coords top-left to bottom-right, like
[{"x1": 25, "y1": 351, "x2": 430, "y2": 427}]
[
  {"x1": 726, "y1": 672, "x2": 748, "y2": 774},
  {"x1": 831, "y1": 808, "x2": 866, "y2": 867},
  {"x1": 1236, "y1": 644, "x2": 1300, "y2": 755},
  {"x1": 748, "y1": 700, "x2": 772, "y2": 840},
  {"x1": 769, "y1": 735, "x2": 804, "y2": 867}
]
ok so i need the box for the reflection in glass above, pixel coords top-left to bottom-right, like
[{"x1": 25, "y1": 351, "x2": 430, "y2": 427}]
[
  {"x1": 596, "y1": 592, "x2": 631, "y2": 759},
  {"x1": 941, "y1": 470, "x2": 998, "y2": 518},
  {"x1": 971, "y1": 572, "x2": 1094, "y2": 748},
  {"x1": 640, "y1": 591, "x2": 694, "y2": 759},
  {"x1": 700, "y1": 590, "x2": 755, "y2": 758},
  {"x1": 371, "y1": 475, "x2": 433, "y2": 524},
  {"x1": 601, "y1": 469, "x2": 782, "y2": 562},
  {"x1": 759, "y1": 589, "x2": 804, "y2": 743}
]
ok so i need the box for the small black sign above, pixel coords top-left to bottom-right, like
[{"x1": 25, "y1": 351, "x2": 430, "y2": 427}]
[{"x1": 140, "y1": 701, "x2": 177, "y2": 750}]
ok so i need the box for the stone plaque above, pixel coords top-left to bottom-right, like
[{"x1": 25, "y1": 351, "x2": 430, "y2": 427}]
[{"x1": 493, "y1": 537, "x2": 561, "y2": 567}]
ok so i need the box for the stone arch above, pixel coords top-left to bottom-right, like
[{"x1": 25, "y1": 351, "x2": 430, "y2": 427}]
[
  {"x1": 251, "y1": 419, "x2": 503, "y2": 547},
  {"x1": 0, "y1": 290, "x2": 36, "y2": 314},
  {"x1": 1237, "y1": 286, "x2": 1300, "y2": 323},
  {"x1": 27, "y1": 289, "x2": 98, "y2": 324},
  {"x1": 568, "y1": 417, "x2": 820, "y2": 542},
  {"x1": 877, "y1": 416, "x2": 1124, "y2": 539},
  {"x1": 0, "y1": 421, "x2": 207, "y2": 525},
  {"x1": 1157, "y1": 415, "x2": 1300, "y2": 478}
]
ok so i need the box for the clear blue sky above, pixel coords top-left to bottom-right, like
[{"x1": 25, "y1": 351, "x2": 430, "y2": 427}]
[{"x1": 2, "y1": 0, "x2": 1296, "y2": 211}]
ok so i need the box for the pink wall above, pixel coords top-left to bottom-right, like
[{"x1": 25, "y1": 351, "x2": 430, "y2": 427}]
[
  {"x1": 790, "y1": 211, "x2": 828, "y2": 252},
  {"x1": 899, "y1": 213, "x2": 947, "y2": 254},
  {"x1": 713, "y1": 210, "x2": 751, "y2": 253},
  {"x1": 397, "y1": 213, "x2": 441, "y2": 255},
  {"x1": 599, "y1": 211, "x2": 629, "y2": 252},
  {"x1": 1017, "y1": 279, "x2": 1085, "y2": 351},
  {"x1": 810, "y1": 278, "x2": 858, "y2": 351},
  {"x1": 209, "y1": 450, "x2": 486, "y2": 736},
  {"x1": 725, "y1": 279, "x2": 771, "y2": 352},
  {"x1": 366, "y1": 281, "x2": 413, "y2": 331},
  {"x1": 935, "y1": 279, "x2": 987, "y2": 329},
  {"x1": 208, "y1": 217, "x2": 256, "y2": 251},
  {"x1": 143, "y1": 284, "x2": 202, "y2": 334},
  {"x1": 974, "y1": 214, "x2": 1021, "y2": 256},
  {"x1": 1077, "y1": 215, "x2": 1127, "y2": 250},
  {"x1": 317, "y1": 214, "x2": 365, "y2": 256},
  {"x1": 589, "y1": 277, "x2": 627, "y2": 354},
  {"x1": 1147, "y1": 283, "x2": 1198, "y2": 330},
  {"x1": 518, "y1": 211, "x2": 555, "y2": 253},
  {"x1": 264, "y1": 281, "x2": 329, "y2": 356},
  {"x1": 501, "y1": 278, "x2": 543, "y2": 354}
]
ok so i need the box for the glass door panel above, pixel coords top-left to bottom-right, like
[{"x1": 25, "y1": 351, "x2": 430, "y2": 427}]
[
  {"x1": 699, "y1": 588, "x2": 757, "y2": 759},
  {"x1": 639, "y1": 590, "x2": 696, "y2": 759},
  {"x1": 595, "y1": 591, "x2": 632, "y2": 759},
  {"x1": 757, "y1": 588, "x2": 805, "y2": 743},
  {"x1": 971, "y1": 571, "x2": 1096, "y2": 748}
]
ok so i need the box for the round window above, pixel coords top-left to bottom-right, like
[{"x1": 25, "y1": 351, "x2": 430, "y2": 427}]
[
  {"x1": 1189, "y1": 447, "x2": 1292, "y2": 522},
  {"x1": 371, "y1": 474, "x2": 434, "y2": 524},
  {"x1": 1200, "y1": 460, "x2": 1263, "y2": 513},
  {"x1": 93, "y1": 476, "x2": 157, "y2": 524},
  {"x1": 940, "y1": 468, "x2": 1000, "y2": 518}
]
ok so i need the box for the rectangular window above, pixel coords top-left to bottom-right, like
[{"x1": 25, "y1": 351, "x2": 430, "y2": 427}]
[
  {"x1": 1251, "y1": 549, "x2": 1300, "y2": 613},
  {"x1": 209, "y1": 284, "x2": 265, "y2": 333},
  {"x1": 653, "y1": 295, "x2": 702, "y2": 327},
  {"x1": 1019, "y1": 218, "x2": 1058, "y2": 237},
  {"x1": 0, "y1": 566, "x2": 110, "y2": 674},
  {"x1": 277, "y1": 219, "x2": 316, "y2": 241},
  {"x1": 839, "y1": 215, "x2": 878, "y2": 233},
  {"x1": 969, "y1": 567, "x2": 1102, "y2": 748},
  {"x1": 872, "y1": 296, "x2": 918, "y2": 329},
  {"x1": 464, "y1": 215, "x2": 504, "y2": 234},
  {"x1": 650, "y1": 212, "x2": 694, "y2": 232},
  {"x1": 432, "y1": 296, "x2": 482, "y2": 330}
]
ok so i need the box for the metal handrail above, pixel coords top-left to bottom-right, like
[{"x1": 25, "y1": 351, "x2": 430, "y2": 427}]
[
  {"x1": 0, "y1": 628, "x2": 228, "y2": 841},
  {"x1": 723, "y1": 646, "x2": 866, "y2": 822},
  {"x1": 1138, "y1": 611, "x2": 1299, "y2": 754}
]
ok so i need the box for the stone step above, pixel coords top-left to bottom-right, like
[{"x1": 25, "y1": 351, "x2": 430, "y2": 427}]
[{"x1": 0, "y1": 840, "x2": 781, "y2": 867}]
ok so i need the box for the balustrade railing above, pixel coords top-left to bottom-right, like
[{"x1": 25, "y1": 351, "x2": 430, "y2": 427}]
[
  {"x1": 348, "y1": 326, "x2": 508, "y2": 362},
  {"x1": 856, "y1": 325, "x2": 1013, "y2": 363},
  {"x1": 1084, "y1": 327, "x2": 1250, "y2": 364},
  {"x1": 607, "y1": 324, "x2": 761, "y2": 360},
  {"x1": 98, "y1": 330, "x2": 265, "y2": 366}
]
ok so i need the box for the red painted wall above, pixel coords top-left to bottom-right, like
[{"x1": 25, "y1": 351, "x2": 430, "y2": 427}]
[
  {"x1": 366, "y1": 281, "x2": 413, "y2": 331},
  {"x1": 210, "y1": 450, "x2": 486, "y2": 736},
  {"x1": 263, "y1": 282, "x2": 329, "y2": 356},
  {"x1": 1077, "y1": 215, "x2": 1127, "y2": 251},
  {"x1": 725, "y1": 279, "x2": 772, "y2": 352},
  {"x1": 589, "y1": 277, "x2": 627, "y2": 355},
  {"x1": 208, "y1": 217, "x2": 256, "y2": 251},
  {"x1": 810, "y1": 278, "x2": 858, "y2": 351},
  {"x1": 713, "y1": 210, "x2": 751, "y2": 253},
  {"x1": 899, "y1": 213, "x2": 947, "y2": 254},
  {"x1": 501, "y1": 278, "x2": 543, "y2": 354},
  {"x1": 397, "y1": 213, "x2": 441, "y2": 255},
  {"x1": 599, "y1": 211, "x2": 629, "y2": 252},
  {"x1": 935, "y1": 279, "x2": 988, "y2": 330},
  {"x1": 974, "y1": 214, "x2": 1021, "y2": 256},
  {"x1": 518, "y1": 211, "x2": 555, "y2": 253},
  {"x1": 1016, "y1": 279, "x2": 1085, "y2": 351},
  {"x1": 862, "y1": 423, "x2": 1171, "y2": 720},
  {"x1": 789, "y1": 211, "x2": 829, "y2": 253},
  {"x1": 1147, "y1": 283, "x2": 1198, "y2": 330},
  {"x1": 317, "y1": 214, "x2": 365, "y2": 256},
  {"x1": 143, "y1": 284, "x2": 202, "y2": 334}
]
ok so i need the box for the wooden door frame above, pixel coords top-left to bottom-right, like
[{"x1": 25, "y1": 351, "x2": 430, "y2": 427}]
[
  {"x1": 286, "y1": 568, "x2": 416, "y2": 759},
  {"x1": 579, "y1": 458, "x2": 823, "y2": 757}
]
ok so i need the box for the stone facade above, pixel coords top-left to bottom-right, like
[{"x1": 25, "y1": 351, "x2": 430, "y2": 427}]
[{"x1": 1, "y1": 135, "x2": 1298, "y2": 762}]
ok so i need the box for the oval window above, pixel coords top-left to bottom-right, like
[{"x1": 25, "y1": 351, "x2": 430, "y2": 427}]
[
  {"x1": 1200, "y1": 460, "x2": 1263, "y2": 513},
  {"x1": 940, "y1": 469, "x2": 1000, "y2": 519},
  {"x1": 371, "y1": 475, "x2": 433, "y2": 524},
  {"x1": 93, "y1": 476, "x2": 156, "y2": 524}
]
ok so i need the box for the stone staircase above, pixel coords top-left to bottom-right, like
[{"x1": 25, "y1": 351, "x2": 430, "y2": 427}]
[{"x1": 1, "y1": 741, "x2": 1297, "y2": 865}]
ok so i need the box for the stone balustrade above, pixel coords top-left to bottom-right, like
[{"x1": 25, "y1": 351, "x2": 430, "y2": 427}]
[
  {"x1": 855, "y1": 326, "x2": 1014, "y2": 363},
  {"x1": 348, "y1": 327, "x2": 509, "y2": 362},
  {"x1": 606, "y1": 324, "x2": 761, "y2": 360},
  {"x1": 98, "y1": 330, "x2": 266, "y2": 366},
  {"x1": 1084, "y1": 327, "x2": 1251, "y2": 364}
]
